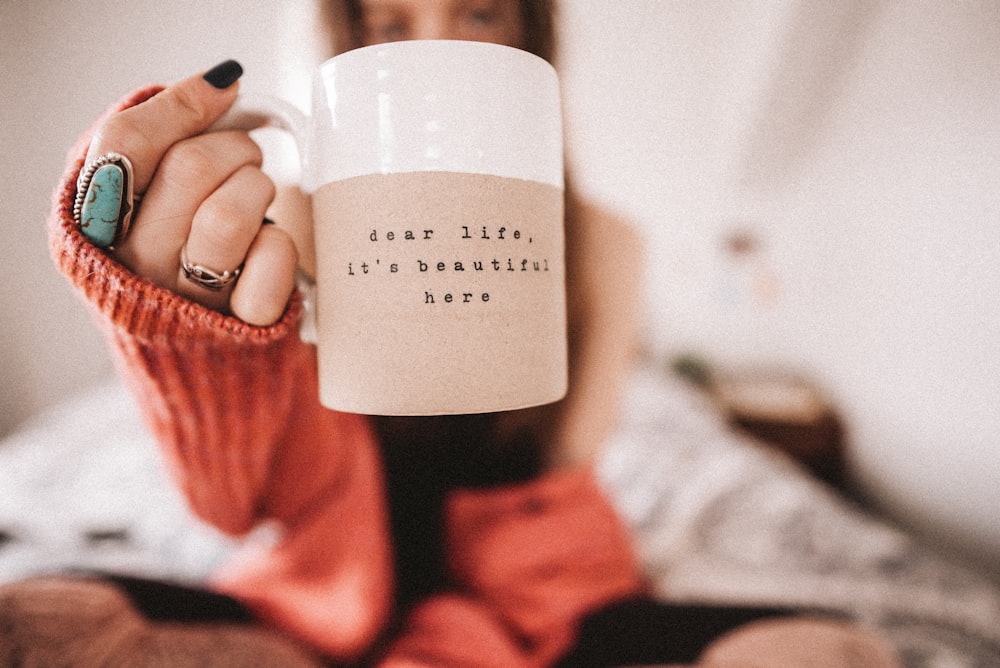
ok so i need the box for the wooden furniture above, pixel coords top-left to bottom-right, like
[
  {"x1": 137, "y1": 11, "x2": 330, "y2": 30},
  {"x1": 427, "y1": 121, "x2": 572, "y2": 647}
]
[{"x1": 710, "y1": 371, "x2": 846, "y2": 489}]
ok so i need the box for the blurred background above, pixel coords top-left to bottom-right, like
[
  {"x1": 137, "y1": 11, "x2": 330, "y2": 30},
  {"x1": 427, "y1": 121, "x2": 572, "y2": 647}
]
[{"x1": 2, "y1": 0, "x2": 998, "y2": 583}]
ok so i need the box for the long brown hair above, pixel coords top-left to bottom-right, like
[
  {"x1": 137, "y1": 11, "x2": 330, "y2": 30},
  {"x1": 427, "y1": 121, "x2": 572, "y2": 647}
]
[{"x1": 319, "y1": 0, "x2": 557, "y2": 63}]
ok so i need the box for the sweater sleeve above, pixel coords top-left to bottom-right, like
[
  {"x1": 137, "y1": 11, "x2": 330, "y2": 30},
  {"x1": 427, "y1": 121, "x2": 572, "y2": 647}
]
[{"x1": 47, "y1": 88, "x2": 359, "y2": 537}]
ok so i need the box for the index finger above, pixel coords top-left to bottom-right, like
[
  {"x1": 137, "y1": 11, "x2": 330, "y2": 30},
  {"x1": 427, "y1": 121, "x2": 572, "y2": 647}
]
[{"x1": 86, "y1": 60, "x2": 245, "y2": 193}]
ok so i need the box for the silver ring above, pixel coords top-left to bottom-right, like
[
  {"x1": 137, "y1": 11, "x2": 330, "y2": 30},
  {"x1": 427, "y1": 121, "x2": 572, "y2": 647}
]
[
  {"x1": 73, "y1": 152, "x2": 138, "y2": 249},
  {"x1": 180, "y1": 245, "x2": 243, "y2": 291}
]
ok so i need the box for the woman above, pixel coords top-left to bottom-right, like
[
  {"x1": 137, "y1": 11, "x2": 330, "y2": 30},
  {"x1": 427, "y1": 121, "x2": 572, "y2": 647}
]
[{"x1": 2, "y1": 1, "x2": 900, "y2": 666}]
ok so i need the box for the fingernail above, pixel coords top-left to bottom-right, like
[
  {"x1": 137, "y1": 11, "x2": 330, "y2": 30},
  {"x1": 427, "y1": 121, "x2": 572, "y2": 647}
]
[{"x1": 203, "y1": 60, "x2": 243, "y2": 89}]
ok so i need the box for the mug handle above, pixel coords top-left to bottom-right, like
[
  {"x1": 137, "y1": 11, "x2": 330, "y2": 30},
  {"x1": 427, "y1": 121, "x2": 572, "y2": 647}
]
[{"x1": 208, "y1": 93, "x2": 310, "y2": 161}]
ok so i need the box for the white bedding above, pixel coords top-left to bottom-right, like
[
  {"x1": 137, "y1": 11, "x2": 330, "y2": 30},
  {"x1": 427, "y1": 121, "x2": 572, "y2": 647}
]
[
  {"x1": 2, "y1": 366, "x2": 999, "y2": 666},
  {"x1": 0, "y1": 381, "x2": 236, "y2": 583},
  {"x1": 600, "y1": 367, "x2": 1000, "y2": 667}
]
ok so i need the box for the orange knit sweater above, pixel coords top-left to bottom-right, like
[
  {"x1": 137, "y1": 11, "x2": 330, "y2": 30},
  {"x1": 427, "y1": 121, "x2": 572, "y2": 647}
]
[{"x1": 50, "y1": 88, "x2": 643, "y2": 666}]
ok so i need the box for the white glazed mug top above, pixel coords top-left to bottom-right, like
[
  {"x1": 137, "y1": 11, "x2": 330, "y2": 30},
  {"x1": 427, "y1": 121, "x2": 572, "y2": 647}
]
[{"x1": 302, "y1": 40, "x2": 563, "y2": 192}]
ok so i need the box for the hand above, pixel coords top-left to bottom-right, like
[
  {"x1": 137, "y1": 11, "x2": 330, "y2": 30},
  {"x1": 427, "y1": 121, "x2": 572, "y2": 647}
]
[{"x1": 85, "y1": 61, "x2": 298, "y2": 326}]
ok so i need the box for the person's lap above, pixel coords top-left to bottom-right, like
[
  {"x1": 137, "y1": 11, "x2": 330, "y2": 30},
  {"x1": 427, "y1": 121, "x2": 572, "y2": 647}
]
[
  {"x1": 0, "y1": 574, "x2": 900, "y2": 667},
  {"x1": 0, "y1": 575, "x2": 323, "y2": 666}
]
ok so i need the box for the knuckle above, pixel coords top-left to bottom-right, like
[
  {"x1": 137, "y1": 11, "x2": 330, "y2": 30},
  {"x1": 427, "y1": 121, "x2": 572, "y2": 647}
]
[
  {"x1": 92, "y1": 113, "x2": 157, "y2": 161},
  {"x1": 158, "y1": 135, "x2": 265, "y2": 192},
  {"x1": 161, "y1": 84, "x2": 212, "y2": 128},
  {"x1": 232, "y1": 230, "x2": 299, "y2": 327},
  {"x1": 231, "y1": 131, "x2": 265, "y2": 165},
  {"x1": 259, "y1": 224, "x2": 299, "y2": 260},
  {"x1": 197, "y1": 170, "x2": 275, "y2": 244},
  {"x1": 250, "y1": 168, "x2": 277, "y2": 202},
  {"x1": 162, "y1": 138, "x2": 215, "y2": 174},
  {"x1": 200, "y1": 199, "x2": 251, "y2": 243},
  {"x1": 159, "y1": 140, "x2": 217, "y2": 189}
]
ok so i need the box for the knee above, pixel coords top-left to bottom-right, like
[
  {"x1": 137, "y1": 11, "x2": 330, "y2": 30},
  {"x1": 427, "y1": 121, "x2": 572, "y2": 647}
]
[
  {"x1": 0, "y1": 577, "x2": 140, "y2": 665},
  {"x1": 698, "y1": 617, "x2": 902, "y2": 668}
]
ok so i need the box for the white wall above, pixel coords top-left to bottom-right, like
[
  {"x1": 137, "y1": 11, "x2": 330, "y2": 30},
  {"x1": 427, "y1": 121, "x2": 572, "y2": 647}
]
[
  {"x1": 559, "y1": 0, "x2": 1000, "y2": 577},
  {"x1": 2, "y1": 1, "x2": 998, "y2": 577}
]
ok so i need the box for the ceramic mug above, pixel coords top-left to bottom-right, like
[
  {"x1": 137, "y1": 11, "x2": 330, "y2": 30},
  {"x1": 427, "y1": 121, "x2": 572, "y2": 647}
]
[{"x1": 215, "y1": 40, "x2": 567, "y2": 415}]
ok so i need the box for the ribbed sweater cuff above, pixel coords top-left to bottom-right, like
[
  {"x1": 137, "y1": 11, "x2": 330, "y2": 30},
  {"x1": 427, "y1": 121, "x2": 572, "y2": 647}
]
[{"x1": 48, "y1": 86, "x2": 307, "y2": 535}]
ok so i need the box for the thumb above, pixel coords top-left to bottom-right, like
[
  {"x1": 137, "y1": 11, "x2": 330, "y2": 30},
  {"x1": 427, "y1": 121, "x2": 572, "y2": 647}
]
[{"x1": 86, "y1": 60, "x2": 244, "y2": 193}]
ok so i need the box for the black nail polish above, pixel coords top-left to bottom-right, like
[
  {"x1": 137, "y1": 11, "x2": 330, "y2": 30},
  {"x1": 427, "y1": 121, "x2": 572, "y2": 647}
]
[{"x1": 203, "y1": 60, "x2": 243, "y2": 89}]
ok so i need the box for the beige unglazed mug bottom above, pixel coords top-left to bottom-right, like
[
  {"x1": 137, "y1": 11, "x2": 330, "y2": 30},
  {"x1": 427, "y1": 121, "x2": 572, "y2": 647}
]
[{"x1": 313, "y1": 170, "x2": 567, "y2": 415}]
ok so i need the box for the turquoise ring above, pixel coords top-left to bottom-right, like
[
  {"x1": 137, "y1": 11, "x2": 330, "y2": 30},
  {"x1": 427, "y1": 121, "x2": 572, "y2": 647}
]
[{"x1": 73, "y1": 152, "x2": 138, "y2": 249}]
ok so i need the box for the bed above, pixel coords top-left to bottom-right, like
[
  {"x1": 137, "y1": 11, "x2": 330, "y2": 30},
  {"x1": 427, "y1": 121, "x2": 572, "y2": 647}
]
[{"x1": 2, "y1": 362, "x2": 999, "y2": 666}]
